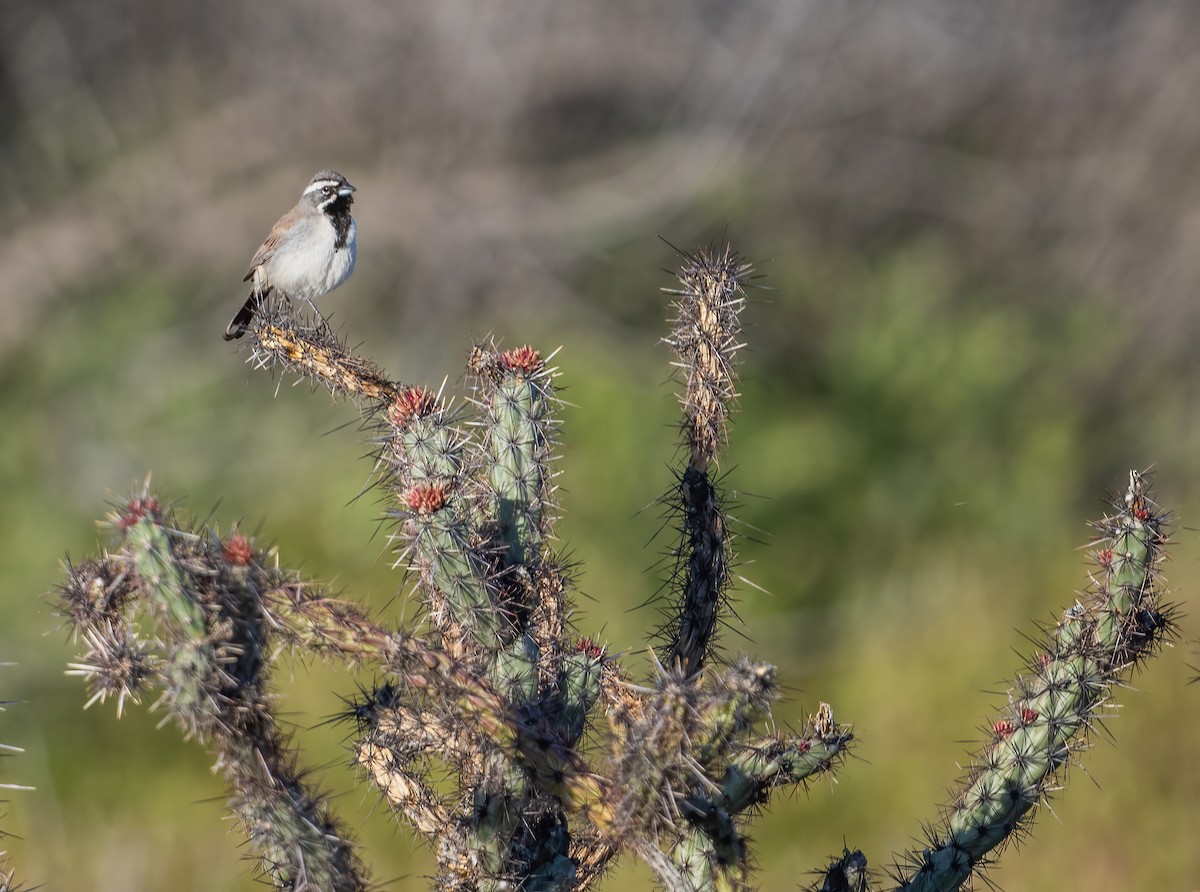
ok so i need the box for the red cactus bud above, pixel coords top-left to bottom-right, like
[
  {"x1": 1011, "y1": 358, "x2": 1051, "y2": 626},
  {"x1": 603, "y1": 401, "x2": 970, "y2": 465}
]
[
  {"x1": 386, "y1": 387, "x2": 438, "y2": 427},
  {"x1": 1096, "y1": 548, "x2": 1113, "y2": 568},
  {"x1": 117, "y1": 496, "x2": 161, "y2": 529},
  {"x1": 576, "y1": 637, "x2": 606, "y2": 659},
  {"x1": 1020, "y1": 706, "x2": 1039, "y2": 724},
  {"x1": 223, "y1": 534, "x2": 255, "y2": 567},
  {"x1": 404, "y1": 481, "x2": 448, "y2": 515},
  {"x1": 500, "y1": 345, "x2": 543, "y2": 374},
  {"x1": 993, "y1": 719, "x2": 1017, "y2": 739}
]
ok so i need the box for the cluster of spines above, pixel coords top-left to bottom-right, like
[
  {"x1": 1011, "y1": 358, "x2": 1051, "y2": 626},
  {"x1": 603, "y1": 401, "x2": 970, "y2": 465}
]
[{"x1": 658, "y1": 245, "x2": 754, "y2": 676}]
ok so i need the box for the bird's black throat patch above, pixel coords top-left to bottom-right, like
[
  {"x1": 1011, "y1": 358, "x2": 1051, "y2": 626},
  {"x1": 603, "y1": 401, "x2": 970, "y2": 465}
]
[{"x1": 325, "y1": 197, "x2": 354, "y2": 249}]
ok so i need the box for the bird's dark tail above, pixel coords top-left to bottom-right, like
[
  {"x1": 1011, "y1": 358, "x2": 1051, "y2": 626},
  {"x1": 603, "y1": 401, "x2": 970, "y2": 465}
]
[{"x1": 223, "y1": 291, "x2": 260, "y2": 340}]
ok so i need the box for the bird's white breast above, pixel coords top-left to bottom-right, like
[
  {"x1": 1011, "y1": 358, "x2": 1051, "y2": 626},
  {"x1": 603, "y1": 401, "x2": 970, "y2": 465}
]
[{"x1": 264, "y1": 215, "x2": 356, "y2": 303}]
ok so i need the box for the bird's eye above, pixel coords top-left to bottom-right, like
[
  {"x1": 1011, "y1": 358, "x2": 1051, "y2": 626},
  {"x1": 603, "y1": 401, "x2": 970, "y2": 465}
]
[{"x1": 324, "y1": 185, "x2": 336, "y2": 195}]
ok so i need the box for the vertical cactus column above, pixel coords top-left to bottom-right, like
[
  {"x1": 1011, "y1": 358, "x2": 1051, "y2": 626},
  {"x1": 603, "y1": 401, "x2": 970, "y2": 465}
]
[{"x1": 659, "y1": 245, "x2": 750, "y2": 676}]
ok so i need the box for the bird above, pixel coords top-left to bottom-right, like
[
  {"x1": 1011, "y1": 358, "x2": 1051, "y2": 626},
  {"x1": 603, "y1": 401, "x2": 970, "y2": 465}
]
[{"x1": 223, "y1": 169, "x2": 357, "y2": 340}]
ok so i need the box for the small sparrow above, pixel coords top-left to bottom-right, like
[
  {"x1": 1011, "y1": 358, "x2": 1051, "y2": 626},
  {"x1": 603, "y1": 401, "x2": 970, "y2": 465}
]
[{"x1": 224, "y1": 169, "x2": 357, "y2": 340}]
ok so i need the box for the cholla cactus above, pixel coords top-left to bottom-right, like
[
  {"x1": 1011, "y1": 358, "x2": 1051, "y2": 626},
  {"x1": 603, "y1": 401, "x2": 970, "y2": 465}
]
[{"x1": 55, "y1": 245, "x2": 1173, "y2": 891}]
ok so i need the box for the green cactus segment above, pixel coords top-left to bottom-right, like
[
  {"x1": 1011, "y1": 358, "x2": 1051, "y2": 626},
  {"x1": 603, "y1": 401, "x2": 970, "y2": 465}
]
[
  {"x1": 894, "y1": 470, "x2": 1171, "y2": 892},
  {"x1": 407, "y1": 505, "x2": 504, "y2": 646},
  {"x1": 387, "y1": 406, "x2": 512, "y2": 652},
  {"x1": 668, "y1": 825, "x2": 748, "y2": 892},
  {"x1": 492, "y1": 633, "x2": 540, "y2": 703},
  {"x1": 459, "y1": 770, "x2": 575, "y2": 892},
  {"x1": 124, "y1": 512, "x2": 207, "y2": 639},
  {"x1": 456, "y1": 756, "x2": 579, "y2": 892},
  {"x1": 395, "y1": 408, "x2": 464, "y2": 482},
  {"x1": 469, "y1": 344, "x2": 558, "y2": 571},
  {"x1": 722, "y1": 729, "x2": 853, "y2": 814},
  {"x1": 119, "y1": 512, "x2": 230, "y2": 736},
  {"x1": 462, "y1": 761, "x2": 521, "y2": 885},
  {"x1": 673, "y1": 702, "x2": 852, "y2": 888},
  {"x1": 224, "y1": 719, "x2": 368, "y2": 892},
  {"x1": 692, "y1": 659, "x2": 776, "y2": 768},
  {"x1": 556, "y1": 647, "x2": 604, "y2": 746}
]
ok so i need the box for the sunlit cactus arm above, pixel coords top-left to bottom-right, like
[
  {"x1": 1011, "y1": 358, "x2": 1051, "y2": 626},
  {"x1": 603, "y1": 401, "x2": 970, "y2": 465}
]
[
  {"x1": 719, "y1": 703, "x2": 853, "y2": 815},
  {"x1": 659, "y1": 246, "x2": 753, "y2": 675},
  {"x1": 469, "y1": 342, "x2": 560, "y2": 570},
  {"x1": 808, "y1": 471, "x2": 1174, "y2": 892},
  {"x1": 469, "y1": 342, "x2": 569, "y2": 689},
  {"x1": 58, "y1": 497, "x2": 370, "y2": 891},
  {"x1": 385, "y1": 387, "x2": 516, "y2": 656},
  {"x1": 397, "y1": 476, "x2": 508, "y2": 651}
]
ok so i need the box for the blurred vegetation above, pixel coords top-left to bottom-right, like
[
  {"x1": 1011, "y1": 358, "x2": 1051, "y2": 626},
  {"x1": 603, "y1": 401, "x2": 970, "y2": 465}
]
[{"x1": 3, "y1": 2, "x2": 1200, "y2": 890}]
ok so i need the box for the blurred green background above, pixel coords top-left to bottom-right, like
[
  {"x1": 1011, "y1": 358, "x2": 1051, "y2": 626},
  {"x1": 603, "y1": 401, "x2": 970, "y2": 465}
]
[{"x1": 3, "y1": 3, "x2": 1200, "y2": 889}]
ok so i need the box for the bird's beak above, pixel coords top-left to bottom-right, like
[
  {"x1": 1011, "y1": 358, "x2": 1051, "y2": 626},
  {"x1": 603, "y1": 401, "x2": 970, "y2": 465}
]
[{"x1": 339, "y1": 183, "x2": 357, "y2": 197}]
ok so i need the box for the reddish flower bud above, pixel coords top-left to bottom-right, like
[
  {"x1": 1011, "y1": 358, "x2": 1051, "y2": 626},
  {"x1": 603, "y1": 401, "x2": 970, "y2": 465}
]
[
  {"x1": 404, "y1": 481, "x2": 448, "y2": 515},
  {"x1": 117, "y1": 496, "x2": 161, "y2": 529},
  {"x1": 993, "y1": 719, "x2": 1017, "y2": 739},
  {"x1": 576, "y1": 637, "x2": 606, "y2": 659},
  {"x1": 500, "y1": 345, "x2": 543, "y2": 374},
  {"x1": 386, "y1": 387, "x2": 438, "y2": 427},
  {"x1": 223, "y1": 534, "x2": 255, "y2": 567}
]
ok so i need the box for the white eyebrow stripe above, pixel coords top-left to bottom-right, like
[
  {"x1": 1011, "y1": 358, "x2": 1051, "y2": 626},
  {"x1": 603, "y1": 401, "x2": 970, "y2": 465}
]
[{"x1": 303, "y1": 179, "x2": 341, "y2": 196}]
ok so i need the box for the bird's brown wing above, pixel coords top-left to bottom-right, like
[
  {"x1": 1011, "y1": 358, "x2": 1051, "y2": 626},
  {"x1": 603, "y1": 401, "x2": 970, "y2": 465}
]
[{"x1": 242, "y1": 206, "x2": 301, "y2": 282}]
